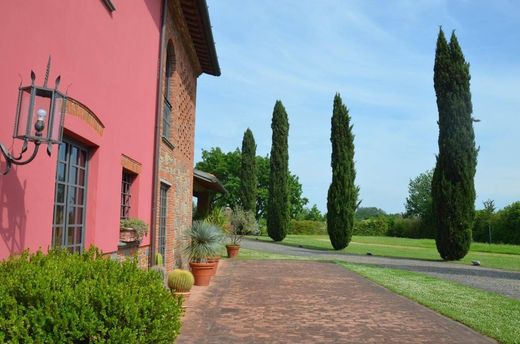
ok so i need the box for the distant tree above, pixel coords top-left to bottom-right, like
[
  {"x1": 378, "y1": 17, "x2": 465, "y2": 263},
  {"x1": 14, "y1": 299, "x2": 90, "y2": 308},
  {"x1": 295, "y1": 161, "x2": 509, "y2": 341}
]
[
  {"x1": 405, "y1": 170, "x2": 433, "y2": 220},
  {"x1": 299, "y1": 204, "x2": 324, "y2": 221},
  {"x1": 196, "y1": 149, "x2": 307, "y2": 221},
  {"x1": 327, "y1": 93, "x2": 359, "y2": 250},
  {"x1": 483, "y1": 199, "x2": 496, "y2": 213},
  {"x1": 195, "y1": 147, "x2": 241, "y2": 209},
  {"x1": 432, "y1": 29, "x2": 478, "y2": 260},
  {"x1": 257, "y1": 155, "x2": 307, "y2": 220},
  {"x1": 240, "y1": 128, "x2": 257, "y2": 214},
  {"x1": 289, "y1": 174, "x2": 309, "y2": 218},
  {"x1": 268, "y1": 100, "x2": 290, "y2": 241},
  {"x1": 355, "y1": 207, "x2": 386, "y2": 220}
]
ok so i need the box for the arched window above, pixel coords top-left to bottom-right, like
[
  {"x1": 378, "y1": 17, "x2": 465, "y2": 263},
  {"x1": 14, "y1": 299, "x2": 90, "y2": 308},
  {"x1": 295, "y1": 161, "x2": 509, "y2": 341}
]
[{"x1": 163, "y1": 41, "x2": 175, "y2": 139}]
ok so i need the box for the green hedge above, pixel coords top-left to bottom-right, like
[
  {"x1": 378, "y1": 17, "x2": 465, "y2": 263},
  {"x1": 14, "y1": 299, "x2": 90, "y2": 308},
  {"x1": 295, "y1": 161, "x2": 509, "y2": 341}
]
[
  {"x1": 353, "y1": 218, "x2": 388, "y2": 236},
  {"x1": 0, "y1": 248, "x2": 182, "y2": 343},
  {"x1": 288, "y1": 220, "x2": 327, "y2": 235},
  {"x1": 387, "y1": 217, "x2": 435, "y2": 239}
]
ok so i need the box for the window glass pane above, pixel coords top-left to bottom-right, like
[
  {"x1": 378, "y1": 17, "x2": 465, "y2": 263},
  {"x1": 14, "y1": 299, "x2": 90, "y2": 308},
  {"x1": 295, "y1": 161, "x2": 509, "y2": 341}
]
[
  {"x1": 58, "y1": 142, "x2": 67, "y2": 162},
  {"x1": 67, "y1": 227, "x2": 75, "y2": 245},
  {"x1": 53, "y1": 226, "x2": 63, "y2": 247},
  {"x1": 54, "y1": 205, "x2": 64, "y2": 224},
  {"x1": 56, "y1": 184, "x2": 65, "y2": 203},
  {"x1": 78, "y1": 150, "x2": 87, "y2": 167},
  {"x1": 57, "y1": 163, "x2": 66, "y2": 182},
  {"x1": 68, "y1": 186, "x2": 77, "y2": 205},
  {"x1": 71, "y1": 146, "x2": 78, "y2": 165},
  {"x1": 77, "y1": 188, "x2": 85, "y2": 205},
  {"x1": 68, "y1": 166, "x2": 77, "y2": 184},
  {"x1": 75, "y1": 228, "x2": 82, "y2": 245},
  {"x1": 76, "y1": 207, "x2": 84, "y2": 225},
  {"x1": 77, "y1": 169, "x2": 85, "y2": 186},
  {"x1": 68, "y1": 206, "x2": 76, "y2": 225}
]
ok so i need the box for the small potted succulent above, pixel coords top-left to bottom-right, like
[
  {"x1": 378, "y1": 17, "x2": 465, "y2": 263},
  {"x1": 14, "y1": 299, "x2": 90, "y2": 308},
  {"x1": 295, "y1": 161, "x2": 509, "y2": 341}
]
[
  {"x1": 183, "y1": 221, "x2": 222, "y2": 286},
  {"x1": 226, "y1": 206, "x2": 258, "y2": 258},
  {"x1": 120, "y1": 218, "x2": 148, "y2": 243},
  {"x1": 168, "y1": 269, "x2": 195, "y2": 307}
]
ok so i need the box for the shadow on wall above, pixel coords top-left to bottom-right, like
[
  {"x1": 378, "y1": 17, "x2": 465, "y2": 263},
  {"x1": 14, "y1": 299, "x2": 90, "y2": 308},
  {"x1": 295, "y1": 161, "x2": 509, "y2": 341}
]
[{"x1": 0, "y1": 164, "x2": 27, "y2": 256}]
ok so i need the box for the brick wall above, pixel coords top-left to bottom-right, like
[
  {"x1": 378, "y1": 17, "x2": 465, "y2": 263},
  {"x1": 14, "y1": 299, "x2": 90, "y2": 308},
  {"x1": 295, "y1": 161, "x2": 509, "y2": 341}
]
[
  {"x1": 154, "y1": 1, "x2": 199, "y2": 271},
  {"x1": 105, "y1": 245, "x2": 150, "y2": 269}
]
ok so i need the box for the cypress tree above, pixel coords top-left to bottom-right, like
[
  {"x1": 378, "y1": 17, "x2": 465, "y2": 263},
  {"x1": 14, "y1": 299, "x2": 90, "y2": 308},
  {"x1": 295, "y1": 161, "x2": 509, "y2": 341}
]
[
  {"x1": 327, "y1": 93, "x2": 359, "y2": 250},
  {"x1": 432, "y1": 29, "x2": 477, "y2": 260},
  {"x1": 240, "y1": 128, "x2": 257, "y2": 215},
  {"x1": 267, "y1": 100, "x2": 290, "y2": 241}
]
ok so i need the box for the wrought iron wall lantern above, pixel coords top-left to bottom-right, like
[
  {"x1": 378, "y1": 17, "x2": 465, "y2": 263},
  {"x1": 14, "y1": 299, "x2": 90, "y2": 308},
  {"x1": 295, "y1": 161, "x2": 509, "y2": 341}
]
[{"x1": 0, "y1": 57, "x2": 67, "y2": 175}]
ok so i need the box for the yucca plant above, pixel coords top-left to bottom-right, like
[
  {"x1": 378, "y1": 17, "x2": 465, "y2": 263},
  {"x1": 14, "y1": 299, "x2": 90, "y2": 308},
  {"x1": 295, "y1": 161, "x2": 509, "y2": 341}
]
[{"x1": 183, "y1": 221, "x2": 223, "y2": 263}]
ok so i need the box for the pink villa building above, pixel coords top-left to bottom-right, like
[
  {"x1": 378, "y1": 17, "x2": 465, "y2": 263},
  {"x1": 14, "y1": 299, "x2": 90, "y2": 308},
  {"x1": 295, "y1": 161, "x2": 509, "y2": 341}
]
[{"x1": 0, "y1": 0, "x2": 220, "y2": 271}]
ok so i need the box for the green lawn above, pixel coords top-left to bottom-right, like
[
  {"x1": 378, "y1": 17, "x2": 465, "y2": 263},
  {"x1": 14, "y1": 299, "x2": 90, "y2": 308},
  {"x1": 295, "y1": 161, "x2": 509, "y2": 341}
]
[
  {"x1": 339, "y1": 262, "x2": 520, "y2": 344},
  {"x1": 252, "y1": 235, "x2": 520, "y2": 271}
]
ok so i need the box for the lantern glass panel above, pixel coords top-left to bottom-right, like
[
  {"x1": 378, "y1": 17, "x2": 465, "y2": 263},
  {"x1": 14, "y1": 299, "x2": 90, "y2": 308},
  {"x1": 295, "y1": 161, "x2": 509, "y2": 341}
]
[
  {"x1": 51, "y1": 93, "x2": 66, "y2": 143},
  {"x1": 15, "y1": 88, "x2": 32, "y2": 139},
  {"x1": 32, "y1": 89, "x2": 52, "y2": 141}
]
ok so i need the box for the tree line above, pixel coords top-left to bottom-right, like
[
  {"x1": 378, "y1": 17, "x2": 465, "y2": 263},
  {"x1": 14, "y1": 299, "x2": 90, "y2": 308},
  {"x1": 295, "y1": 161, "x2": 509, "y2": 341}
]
[{"x1": 195, "y1": 28, "x2": 509, "y2": 260}]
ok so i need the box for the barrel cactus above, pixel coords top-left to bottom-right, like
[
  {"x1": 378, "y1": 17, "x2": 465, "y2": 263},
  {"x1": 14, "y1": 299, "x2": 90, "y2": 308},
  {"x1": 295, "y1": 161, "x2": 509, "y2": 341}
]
[{"x1": 168, "y1": 269, "x2": 195, "y2": 293}]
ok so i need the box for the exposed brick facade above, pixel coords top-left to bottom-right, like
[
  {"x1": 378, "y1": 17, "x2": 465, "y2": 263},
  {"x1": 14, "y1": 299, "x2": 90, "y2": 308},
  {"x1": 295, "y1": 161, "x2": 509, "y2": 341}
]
[
  {"x1": 154, "y1": 0, "x2": 200, "y2": 271},
  {"x1": 105, "y1": 245, "x2": 150, "y2": 269}
]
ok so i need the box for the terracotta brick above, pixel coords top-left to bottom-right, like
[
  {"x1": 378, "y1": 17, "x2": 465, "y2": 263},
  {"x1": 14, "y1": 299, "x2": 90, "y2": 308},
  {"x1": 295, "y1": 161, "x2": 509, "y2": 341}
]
[{"x1": 153, "y1": 3, "x2": 198, "y2": 272}]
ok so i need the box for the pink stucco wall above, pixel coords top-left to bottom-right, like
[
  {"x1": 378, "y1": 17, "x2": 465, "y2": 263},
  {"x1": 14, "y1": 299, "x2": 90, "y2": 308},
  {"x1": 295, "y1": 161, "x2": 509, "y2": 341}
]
[{"x1": 0, "y1": 0, "x2": 162, "y2": 259}]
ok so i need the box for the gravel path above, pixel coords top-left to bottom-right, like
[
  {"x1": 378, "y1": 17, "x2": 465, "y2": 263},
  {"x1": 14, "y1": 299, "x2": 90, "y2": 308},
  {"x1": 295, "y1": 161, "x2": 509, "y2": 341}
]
[{"x1": 241, "y1": 238, "x2": 520, "y2": 300}]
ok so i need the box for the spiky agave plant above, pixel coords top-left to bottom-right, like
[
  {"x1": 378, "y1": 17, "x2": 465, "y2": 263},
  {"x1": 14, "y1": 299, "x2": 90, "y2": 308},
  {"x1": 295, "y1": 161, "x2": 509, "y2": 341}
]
[{"x1": 183, "y1": 221, "x2": 223, "y2": 263}]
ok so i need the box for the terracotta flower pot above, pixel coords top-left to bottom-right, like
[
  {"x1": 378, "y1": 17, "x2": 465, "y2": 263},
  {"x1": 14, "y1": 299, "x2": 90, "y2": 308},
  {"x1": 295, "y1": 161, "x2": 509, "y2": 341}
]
[
  {"x1": 189, "y1": 262, "x2": 214, "y2": 286},
  {"x1": 119, "y1": 228, "x2": 141, "y2": 243},
  {"x1": 172, "y1": 291, "x2": 191, "y2": 309},
  {"x1": 226, "y1": 244, "x2": 240, "y2": 258},
  {"x1": 207, "y1": 256, "x2": 221, "y2": 276}
]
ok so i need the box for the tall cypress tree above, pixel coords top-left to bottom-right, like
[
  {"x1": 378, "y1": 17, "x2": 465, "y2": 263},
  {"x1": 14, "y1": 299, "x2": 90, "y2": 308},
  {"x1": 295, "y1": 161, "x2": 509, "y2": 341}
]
[
  {"x1": 240, "y1": 128, "x2": 257, "y2": 215},
  {"x1": 327, "y1": 93, "x2": 359, "y2": 250},
  {"x1": 267, "y1": 100, "x2": 290, "y2": 241},
  {"x1": 432, "y1": 29, "x2": 477, "y2": 260}
]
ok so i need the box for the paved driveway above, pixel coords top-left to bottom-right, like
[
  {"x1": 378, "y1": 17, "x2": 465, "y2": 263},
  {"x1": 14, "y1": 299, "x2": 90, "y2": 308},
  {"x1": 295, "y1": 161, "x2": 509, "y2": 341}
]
[{"x1": 177, "y1": 260, "x2": 494, "y2": 344}]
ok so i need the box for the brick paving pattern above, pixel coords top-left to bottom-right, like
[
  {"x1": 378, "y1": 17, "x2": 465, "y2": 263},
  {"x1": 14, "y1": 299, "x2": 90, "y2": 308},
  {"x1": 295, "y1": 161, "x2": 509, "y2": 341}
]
[{"x1": 177, "y1": 260, "x2": 494, "y2": 344}]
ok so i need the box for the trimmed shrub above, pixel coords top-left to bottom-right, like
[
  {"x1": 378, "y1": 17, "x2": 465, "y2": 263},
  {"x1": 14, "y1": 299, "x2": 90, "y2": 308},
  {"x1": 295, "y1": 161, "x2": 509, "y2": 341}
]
[
  {"x1": 387, "y1": 217, "x2": 423, "y2": 238},
  {"x1": 0, "y1": 247, "x2": 182, "y2": 343},
  {"x1": 288, "y1": 220, "x2": 327, "y2": 235},
  {"x1": 353, "y1": 218, "x2": 388, "y2": 236}
]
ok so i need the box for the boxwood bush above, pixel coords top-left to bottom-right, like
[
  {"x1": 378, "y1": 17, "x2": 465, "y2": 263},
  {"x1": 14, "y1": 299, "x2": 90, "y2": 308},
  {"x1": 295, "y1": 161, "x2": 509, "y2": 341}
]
[
  {"x1": 353, "y1": 218, "x2": 389, "y2": 236},
  {"x1": 0, "y1": 247, "x2": 182, "y2": 343},
  {"x1": 288, "y1": 220, "x2": 327, "y2": 235}
]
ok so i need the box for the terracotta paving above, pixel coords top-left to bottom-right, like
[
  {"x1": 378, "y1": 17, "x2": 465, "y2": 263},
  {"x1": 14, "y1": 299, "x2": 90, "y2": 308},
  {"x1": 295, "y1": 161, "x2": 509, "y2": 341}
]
[{"x1": 177, "y1": 260, "x2": 495, "y2": 344}]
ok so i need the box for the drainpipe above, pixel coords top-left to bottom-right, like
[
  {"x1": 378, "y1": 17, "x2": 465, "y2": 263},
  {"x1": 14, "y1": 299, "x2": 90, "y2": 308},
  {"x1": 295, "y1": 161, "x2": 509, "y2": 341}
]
[{"x1": 150, "y1": 0, "x2": 168, "y2": 267}]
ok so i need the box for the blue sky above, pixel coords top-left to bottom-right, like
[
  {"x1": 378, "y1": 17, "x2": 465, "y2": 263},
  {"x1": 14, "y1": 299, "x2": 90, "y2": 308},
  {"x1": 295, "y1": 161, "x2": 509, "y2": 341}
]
[{"x1": 195, "y1": 0, "x2": 520, "y2": 214}]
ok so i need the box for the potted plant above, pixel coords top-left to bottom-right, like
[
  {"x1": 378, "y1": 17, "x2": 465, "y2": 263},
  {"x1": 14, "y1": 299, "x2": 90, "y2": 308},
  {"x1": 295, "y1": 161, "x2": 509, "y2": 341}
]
[
  {"x1": 120, "y1": 218, "x2": 149, "y2": 243},
  {"x1": 168, "y1": 269, "x2": 194, "y2": 307},
  {"x1": 226, "y1": 206, "x2": 258, "y2": 258},
  {"x1": 183, "y1": 221, "x2": 222, "y2": 286}
]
